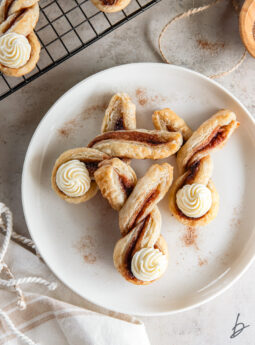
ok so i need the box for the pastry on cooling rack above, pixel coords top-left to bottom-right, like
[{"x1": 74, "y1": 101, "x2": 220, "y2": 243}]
[
  {"x1": 0, "y1": 0, "x2": 40, "y2": 77},
  {"x1": 51, "y1": 147, "x2": 109, "y2": 204},
  {"x1": 90, "y1": 0, "x2": 131, "y2": 13},
  {"x1": 88, "y1": 129, "x2": 183, "y2": 159},
  {"x1": 167, "y1": 109, "x2": 239, "y2": 227}
]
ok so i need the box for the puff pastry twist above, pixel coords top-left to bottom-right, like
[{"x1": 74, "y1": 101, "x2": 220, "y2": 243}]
[
  {"x1": 88, "y1": 129, "x2": 183, "y2": 159},
  {"x1": 157, "y1": 109, "x2": 239, "y2": 226},
  {"x1": 96, "y1": 159, "x2": 173, "y2": 284},
  {"x1": 0, "y1": 0, "x2": 40, "y2": 76}
]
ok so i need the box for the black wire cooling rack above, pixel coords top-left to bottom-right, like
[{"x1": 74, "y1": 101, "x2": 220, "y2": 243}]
[{"x1": 0, "y1": 0, "x2": 161, "y2": 101}]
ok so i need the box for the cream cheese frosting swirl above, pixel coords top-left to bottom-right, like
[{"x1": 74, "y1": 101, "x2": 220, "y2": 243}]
[
  {"x1": 131, "y1": 248, "x2": 167, "y2": 282},
  {"x1": 0, "y1": 33, "x2": 31, "y2": 68},
  {"x1": 176, "y1": 183, "x2": 212, "y2": 218},
  {"x1": 56, "y1": 160, "x2": 91, "y2": 198}
]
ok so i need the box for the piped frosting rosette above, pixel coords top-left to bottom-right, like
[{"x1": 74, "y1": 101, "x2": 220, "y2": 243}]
[{"x1": 51, "y1": 147, "x2": 110, "y2": 204}]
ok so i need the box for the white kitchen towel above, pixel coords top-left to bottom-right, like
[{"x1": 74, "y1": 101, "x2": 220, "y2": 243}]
[{"x1": 0, "y1": 233, "x2": 150, "y2": 345}]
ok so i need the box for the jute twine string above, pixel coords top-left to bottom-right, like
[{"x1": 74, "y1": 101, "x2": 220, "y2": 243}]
[
  {"x1": 0, "y1": 203, "x2": 57, "y2": 345},
  {"x1": 158, "y1": 0, "x2": 247, "y2": 79}
]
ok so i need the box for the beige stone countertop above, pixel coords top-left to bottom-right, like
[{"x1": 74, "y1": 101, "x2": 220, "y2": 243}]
[{"x1": 0, "y1": 0, "x2": 254, "y2": 344}]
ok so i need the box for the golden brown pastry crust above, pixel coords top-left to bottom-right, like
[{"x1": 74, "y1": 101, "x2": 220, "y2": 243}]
[
  {"x1": 119, "y1": 163, "x2": 173, "y2": 235},
  {"x1": 0, "y1": 31, "x2": 40, "y2": 77},
  {"x1": 177, "y1": 109, "x2": 239, "y2": 174},
  {"x1": 0, "y1": 2, "x2": 39, "y2": 36},
  {"x1": 94, "y1": 158, "x2": 137, "y2": 211},
  {"x1": 169, "y1": 109, "x2": 239, "y2": 226},
  {"x1": 90, "y1": 0, "x2": 131, "y2": 13},
  {"x1": 101, "y1": 93, "x2": 136, "y2": 133},
  {"x1": 8, "y1": 0, "x2": 39, "y2": 15},
  {"x1": 114, "y1": 163, "x2": 173, "y2": 285},
  {"x1": 51, "y1": 147, "x2": 109, "y2": 204},
  {"x1": 0, "y1": 0, "x2": 40, "y2": 77},
  {"x1": 88, "y1": 129, "x2": 183, "y2": 159},
  {"x1": 153, "y1": 108, "x2": 192, "y2": 142}
]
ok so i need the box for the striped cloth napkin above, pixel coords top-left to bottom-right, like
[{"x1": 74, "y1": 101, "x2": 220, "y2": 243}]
[{"x1": 0, "y1": 231, "x2": 150, "y2": 345}]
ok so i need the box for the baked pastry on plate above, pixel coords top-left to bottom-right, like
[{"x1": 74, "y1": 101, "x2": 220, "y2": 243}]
[
  {"x1": 101, "y1": 93, "x2": 136, "y2": 133},
  {"x1": 94, "y1": 158, "x2": 137, "y2": 211},
  {"x1": 88, "y1": 129, "x2": 183, "y2": 159},
  {"x1": 114, "y1": 163, "x2": 173, "y2": 285},
  {"x1": 167, "y1": 109, "x2": 239, "y2": 227},
  {"x1": 153, "y1": 108, "x2": 192, "y2": 142},
  {"x1": 51, "y1": 147, "x2": 109, "y2": 204}
]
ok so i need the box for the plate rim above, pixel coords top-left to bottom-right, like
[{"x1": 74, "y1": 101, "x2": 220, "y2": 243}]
[{"x1": 21, "y1": 62, "x2": 255, "y2": 316}]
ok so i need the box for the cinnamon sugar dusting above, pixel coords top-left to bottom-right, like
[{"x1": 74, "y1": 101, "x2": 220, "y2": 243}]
[
  {"x1": 198, "y1": 257, "x2": 208, "y2": 266},
  {"x1": 58, "y1": 118, "x2": 79, "y2": 138},
  {"x1": 82, "y1": 103, "x2": 107, "y2": 120},
  {"x1": 73, "y1": 235, "x2": 97, "y2": 264},
  {"x1": 230, "y1": 207, "x2": 241, "y2": 228},
  {"x1": 83, "y1": 253, "x2": 96, "y2": 264},
  {"x1": 135, "y1": 88, "x2": 167, "y2": 106},
  {"x1": 183, "y1": 227, "x2": 199, "y2": 249},
  {"x1": 58, "y1": 103, "x2": 107, "y2": 137},
  {"x1": 197, "y1": 39, "x2": 225, "y2": 54},
  {"x1": 136, "y1": 88, "x2": 148, "y2": 106}
]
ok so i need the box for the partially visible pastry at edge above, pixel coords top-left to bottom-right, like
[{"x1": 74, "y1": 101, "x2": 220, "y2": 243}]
[
  {"x1": 88, "y1": 129, "x2": 183, "y2": 159},
  {"x1": 169, "y1": 109, "x2": 239, "y2": 227},
  {"x1": 94, "y1": 158, "x2": 137, "y2": 211},
  {"x1": 101, "y1": 93, "x2": 136, "y2": 133},
  {"x1": 51, "y1": 147, "x2": 109, "y2": 204},
  {"x1": 90, "y1": 0, "x2": 131, "y2": 13},
  {"x1": 0, "y1": 0, "x2": 40, "y2": 77},
  {"x1": 114, "y1": 163, "x2": 173, "y2": 285}
]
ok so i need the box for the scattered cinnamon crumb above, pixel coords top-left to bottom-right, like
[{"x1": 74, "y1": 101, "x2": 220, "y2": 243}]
[
  {"x1": 82, "y1": 103, "x2": 108, "y2": 120},
  {"x1": 183, "y1": 227, "x2": 199, "y2": 249},
  {"x1": 198, "y1": 257, "x2": 208, "y2": 266},
  {"x1": 229, "y1": 207, "x2": 241, "y2": 228},
  {"x1": 58, "y1": 103, "x2": 107, "y2": 137},
  {"x1": 83, "y1": 254, "x2": 96, "y2": 264},
  {"x1": 197, "y1": 39, "x2": 225, "y2": 54},
  {"x1": 136, "y1": 88, "x2": 148, "y2": 106},
  {"x1": 58, "y1": 118, "x2": 79, "y2": 138},
  {"x1": 73, "y1": 235, "x2": 97, "y2": 264},
  {"x1": 135, "y1": 88, "x2": 168, "y2": 106}
]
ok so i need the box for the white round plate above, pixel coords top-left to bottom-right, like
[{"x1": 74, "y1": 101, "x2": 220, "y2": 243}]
[{"x1": 22, "y1": 63, "x2": 255, "y2": 316}]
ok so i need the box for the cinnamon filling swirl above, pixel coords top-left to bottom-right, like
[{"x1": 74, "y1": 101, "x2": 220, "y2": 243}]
[
  {"x1": 114, "y1": 117, "x2": 124, "y2": 131},
  {"x1": 118, "y1": 173, "x2": 134, "y2": 197},
  {"x1": 101, "y1": 0, "x2": 117, "y2": 5},
  {"x1": 128, "y1": 189, "x2": 160, "y2": 231},
  {"x1": 88, "y1": 131, "x2": 171, "y2": 147},
  {"x1": 124, "y1": 216, "x2": 149, "y2": 280}
]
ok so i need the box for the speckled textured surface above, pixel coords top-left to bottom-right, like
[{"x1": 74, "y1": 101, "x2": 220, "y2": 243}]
[{"x1": 0, "y1": 0, "x2": 254, "y2": 343}]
